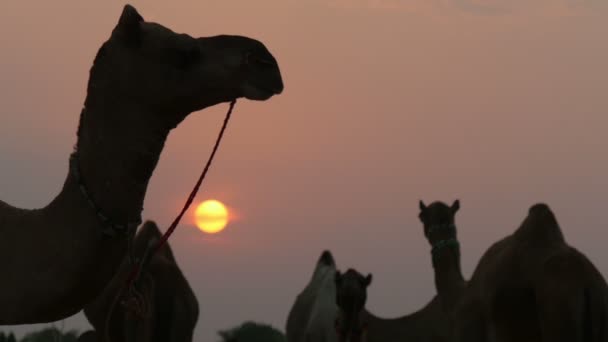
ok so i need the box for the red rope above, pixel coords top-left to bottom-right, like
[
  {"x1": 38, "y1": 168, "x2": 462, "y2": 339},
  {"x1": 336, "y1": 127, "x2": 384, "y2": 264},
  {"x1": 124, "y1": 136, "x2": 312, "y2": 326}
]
[{"x1": 124, "y1": 99, "x2": 237, "y2": 292}]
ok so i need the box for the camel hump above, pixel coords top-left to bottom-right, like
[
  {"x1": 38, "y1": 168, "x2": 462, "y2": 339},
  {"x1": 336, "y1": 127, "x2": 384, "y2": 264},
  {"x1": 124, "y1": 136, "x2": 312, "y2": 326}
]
[
  {"x1": 136, "y1": 220, "x2": 176, "y2": 262},
  {"x1": 317, "y1": 250, "x2": 335, "y2": 267},
  {"x1": 515, "y1": 203, "x2": 564, "y2": 243},
  {"x1": 137, "y1": 220, "x2": 163, "y2": 240},
  {"x1": 529, "y1": 203, "x2": 552, "y2": 216},
  {"x1": 527, "y1": 203, "x2": 560, "y2": 228}
]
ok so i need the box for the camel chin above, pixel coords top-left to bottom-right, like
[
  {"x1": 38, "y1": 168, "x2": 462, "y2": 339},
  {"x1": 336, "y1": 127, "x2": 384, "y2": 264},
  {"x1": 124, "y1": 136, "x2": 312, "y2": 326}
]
[{"x1": 242, "y1": 84, "x2": 282, "y2": 101}]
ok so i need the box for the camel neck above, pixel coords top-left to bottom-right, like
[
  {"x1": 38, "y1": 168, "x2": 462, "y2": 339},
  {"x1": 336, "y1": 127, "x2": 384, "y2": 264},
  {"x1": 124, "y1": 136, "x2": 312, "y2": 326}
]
[
  {"x1": 0, "y1": 96, "x2": 174, "y2": 323},
  {"x1": 430, "y1": 238, "x2": 465, "y2": 312},
  {"x1": 75, "y1": 97, "x2": 170, "y2": 228}
]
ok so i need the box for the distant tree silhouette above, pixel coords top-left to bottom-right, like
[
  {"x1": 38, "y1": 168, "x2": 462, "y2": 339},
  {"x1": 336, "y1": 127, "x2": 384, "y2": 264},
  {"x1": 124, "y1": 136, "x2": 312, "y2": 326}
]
[
  {"x1": 0, "y1": 331, "x2": 16, "y2": 342},
  {"x1": 218, "y1": 321, "x2": 285, "y2": 342},
  {"x1": 20, "y1": 327, "x2": 79, "y2": 342}
]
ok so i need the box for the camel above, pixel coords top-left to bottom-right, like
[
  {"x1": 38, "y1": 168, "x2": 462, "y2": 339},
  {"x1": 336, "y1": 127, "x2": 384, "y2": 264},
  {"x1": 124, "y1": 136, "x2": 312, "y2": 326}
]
[
  {"x1": 83, "y1": 221, "x2": 198, "y2": 342},
  {"x1": 0, "y1": 4, "x2": 283, "y2": 324},
  {"x1": 437, "y1": 203, "x2": 608, "y2": 342},
  {"x1": 418, "y1": 200, "x2": 466, "y2": 313},
  {"x1": 331, "y1": 202, "x2": 469, "y2": 342},
  {"x1": 334, "y1": 268, "x2": 450, "y2": 342},
  {"x1": 286, "y1": 250, "x2": 340, "y2": 342},
  {"x1": 332, "y1": 200, "x2": 469, "y2": 342}
]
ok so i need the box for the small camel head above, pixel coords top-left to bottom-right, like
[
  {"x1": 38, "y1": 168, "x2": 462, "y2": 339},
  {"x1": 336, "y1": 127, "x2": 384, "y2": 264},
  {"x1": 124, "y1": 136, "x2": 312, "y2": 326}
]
[
  {"x1": 88, "y1": 4, "x2": 283, "y2": 123},
  {"x1": 334, "y1": 269, "x2": 372, "y2": 342},
  {"x1": 418, "y1": 200, "x2": 460, "y2": 245}
]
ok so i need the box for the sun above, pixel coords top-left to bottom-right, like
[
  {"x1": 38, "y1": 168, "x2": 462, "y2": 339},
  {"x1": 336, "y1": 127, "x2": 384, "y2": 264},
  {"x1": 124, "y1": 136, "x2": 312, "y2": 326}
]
[{"x1": 195, "y1": 200, "x2": 229, "y2": 234}]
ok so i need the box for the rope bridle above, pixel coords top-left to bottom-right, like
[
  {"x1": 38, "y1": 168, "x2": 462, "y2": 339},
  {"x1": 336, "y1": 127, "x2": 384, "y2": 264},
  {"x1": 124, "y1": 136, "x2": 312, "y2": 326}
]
[
  {"x1": 123, "y1": 99, "x2": 237, "y2": 317},
  {"x1": 73, "y1": 99, "x2": 237, "y2": 321}
]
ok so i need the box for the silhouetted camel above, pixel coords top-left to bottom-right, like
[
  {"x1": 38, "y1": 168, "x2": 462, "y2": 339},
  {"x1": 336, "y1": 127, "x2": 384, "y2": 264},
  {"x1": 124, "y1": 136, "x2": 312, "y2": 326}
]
[
  {"x1": 418, "y1": 200, "x2": 466, "y2": 314},
  {"x1": 444, "y1": 203, "x2": 608, "y2": 342},
  {"x1": 331, "y1": 200, "x2": 465, "y2": 342},
  {"x1": 83, "y1": 221, "x2": 198, "y2": 342},
  {"x1": 0, "y1": 4, "x2": 282, "y2": 324},
  {"x1": 286, "y1": 250, "x2": 339, "y2": 342}
]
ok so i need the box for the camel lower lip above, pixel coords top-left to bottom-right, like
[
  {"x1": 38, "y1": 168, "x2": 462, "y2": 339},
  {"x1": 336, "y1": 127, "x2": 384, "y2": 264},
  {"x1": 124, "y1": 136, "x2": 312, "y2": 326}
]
[
  {"x1": 260, "y1": 87, "x2": 282, "y2": 95},
  {"x1": 245, "y1": 87, "x2": 282, "y2": 100},
  {"x1": 246, "y1": 93, "x2": 273, "y2": 101},
  {"x1": 256, "y1": 84, "x2": 284, "y2": 95}
]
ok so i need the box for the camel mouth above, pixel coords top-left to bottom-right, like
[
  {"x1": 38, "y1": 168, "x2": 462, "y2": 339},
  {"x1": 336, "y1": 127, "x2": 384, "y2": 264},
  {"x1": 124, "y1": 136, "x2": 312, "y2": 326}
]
[{"x1": 243, "y1": 83, "x2": 284, "y2": 101}]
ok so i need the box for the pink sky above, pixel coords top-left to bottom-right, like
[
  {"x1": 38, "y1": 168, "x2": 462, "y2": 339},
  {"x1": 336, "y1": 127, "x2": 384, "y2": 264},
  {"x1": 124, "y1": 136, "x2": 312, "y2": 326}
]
[{"x1": 1, "y1": 1, "x2": 607, "y2": 341}]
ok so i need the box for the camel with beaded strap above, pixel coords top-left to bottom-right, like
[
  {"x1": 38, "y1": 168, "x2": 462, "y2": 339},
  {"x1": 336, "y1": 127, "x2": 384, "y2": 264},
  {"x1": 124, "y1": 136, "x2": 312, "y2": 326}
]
[
  {"x1": 0, "y1": 4, "x2": 283, "y2": 324},
  {"x1": 447, "y1": 203, "x2": 608, "y2": 342},
  {"x1": 331, "y1": 202, "x2": 464, "y2": 342},
  {"x1": 82, "y1": 221, "x2": 198, "y2": 342},
  {"x1": 418, "y1": 200, "x2": 467, "y2": 314},
  {"x1": 337, "y1": 201, "x2": 608, "y2": 342},
  {"x1": 335, "y1": 201, "x2": 466, "y2": 342},
  {"x1": 420, "y1": 200, "x2": 608, "y2": 342},
  {"x1": 332, "y1": 201, "x2": 465, "y2": 342}
]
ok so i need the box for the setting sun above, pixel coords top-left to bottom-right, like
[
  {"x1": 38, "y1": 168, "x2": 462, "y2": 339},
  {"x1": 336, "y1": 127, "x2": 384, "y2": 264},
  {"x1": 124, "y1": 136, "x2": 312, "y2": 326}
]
[{"x1": 195, "y1": 200, "x2": 229, "y2": 234}]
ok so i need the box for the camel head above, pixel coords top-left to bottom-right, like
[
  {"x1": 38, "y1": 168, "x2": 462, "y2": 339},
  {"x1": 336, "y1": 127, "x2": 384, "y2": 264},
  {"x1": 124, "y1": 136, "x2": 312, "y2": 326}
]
[
  {"x1": 418, "y1": 200, "x2": 460, "y2": 247},
  {"x1": 317, "y1": 250, "x2": 336, "y2": 268},
  {"x1": 334, "y1": 268, "x2": 372, "y2": 342},
  {"x1": 87, "y1": 4, "x2": 283, "y2": 125}
]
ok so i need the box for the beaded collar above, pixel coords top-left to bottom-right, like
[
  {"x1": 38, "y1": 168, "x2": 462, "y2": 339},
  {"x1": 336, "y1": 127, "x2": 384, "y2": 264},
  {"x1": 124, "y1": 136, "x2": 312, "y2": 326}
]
[{"x1": 69, "y1": 152, "x2": 142, "y2": 237}]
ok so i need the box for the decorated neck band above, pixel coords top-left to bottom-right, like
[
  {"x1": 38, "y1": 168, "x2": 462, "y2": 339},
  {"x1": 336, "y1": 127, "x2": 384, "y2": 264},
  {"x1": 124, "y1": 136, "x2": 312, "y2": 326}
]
[
  {"x1": 70, "y1": 152, "x2": 142, "y2": 237},
  {"x1": 431, "y1": 238, "x2": 460, "y2": 263}
]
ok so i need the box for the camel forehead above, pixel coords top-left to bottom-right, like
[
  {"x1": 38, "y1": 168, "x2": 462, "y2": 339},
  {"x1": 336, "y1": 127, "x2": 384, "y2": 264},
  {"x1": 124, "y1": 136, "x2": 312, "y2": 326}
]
[
  {"x1": 425, "y1": 202, "x2": 452, "y2": 216},
  {"x1": 341, "y1": 269, "x2": 367, "y2": 286},
  {"x1": 140, "y1": 22, "x2": 196, "y2": 48}
]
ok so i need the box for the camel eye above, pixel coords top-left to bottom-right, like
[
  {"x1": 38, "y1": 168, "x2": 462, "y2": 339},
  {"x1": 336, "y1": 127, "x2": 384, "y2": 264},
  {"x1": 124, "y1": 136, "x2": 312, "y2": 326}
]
[
  {"x1": 244, "y1": 51, "x2": 274, "y2": 67},
  {"x1": 176, "y1": 46, "x2": 202, "y2": 69}
]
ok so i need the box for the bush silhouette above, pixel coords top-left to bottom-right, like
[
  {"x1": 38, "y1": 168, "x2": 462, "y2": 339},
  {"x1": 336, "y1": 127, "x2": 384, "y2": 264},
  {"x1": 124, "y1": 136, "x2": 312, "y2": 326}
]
[
  {"x1": 218, "y1": 321, "x2": 285, "y2": 342},
  {"x1": 20, "y1": 328, "x2": 79, "y2": 342}
]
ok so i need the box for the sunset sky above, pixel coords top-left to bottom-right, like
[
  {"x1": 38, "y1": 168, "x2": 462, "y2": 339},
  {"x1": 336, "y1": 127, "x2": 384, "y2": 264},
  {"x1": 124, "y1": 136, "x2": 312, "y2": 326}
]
[{"x1": 1, "y1": 0, "x2": 607, "y2": 341}]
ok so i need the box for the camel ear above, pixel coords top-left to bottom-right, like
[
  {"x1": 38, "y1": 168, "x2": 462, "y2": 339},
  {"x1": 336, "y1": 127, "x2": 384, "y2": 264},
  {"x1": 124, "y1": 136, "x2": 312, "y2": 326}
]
[
  {"x1": 419, "y1": 200, "x2": 427, "y2": 222},
  {"x1": 115, "y1": 4, "x2": 143, "y2": 44},
  {"x1": 419, "y1": 200, "x2": 427, "y2": 212},
  {"x1": 364, "y1": 274, "x2": 373, "y2": 287},
  {"x1": 451, "y1": 200, "x2": 460, "y2": 213}
]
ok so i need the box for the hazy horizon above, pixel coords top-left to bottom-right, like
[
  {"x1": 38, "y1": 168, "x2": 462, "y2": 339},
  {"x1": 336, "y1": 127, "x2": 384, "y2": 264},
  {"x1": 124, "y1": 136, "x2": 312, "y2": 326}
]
[{"x1": 1, "y1": 0, "x2": 607, "y2": 341}]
